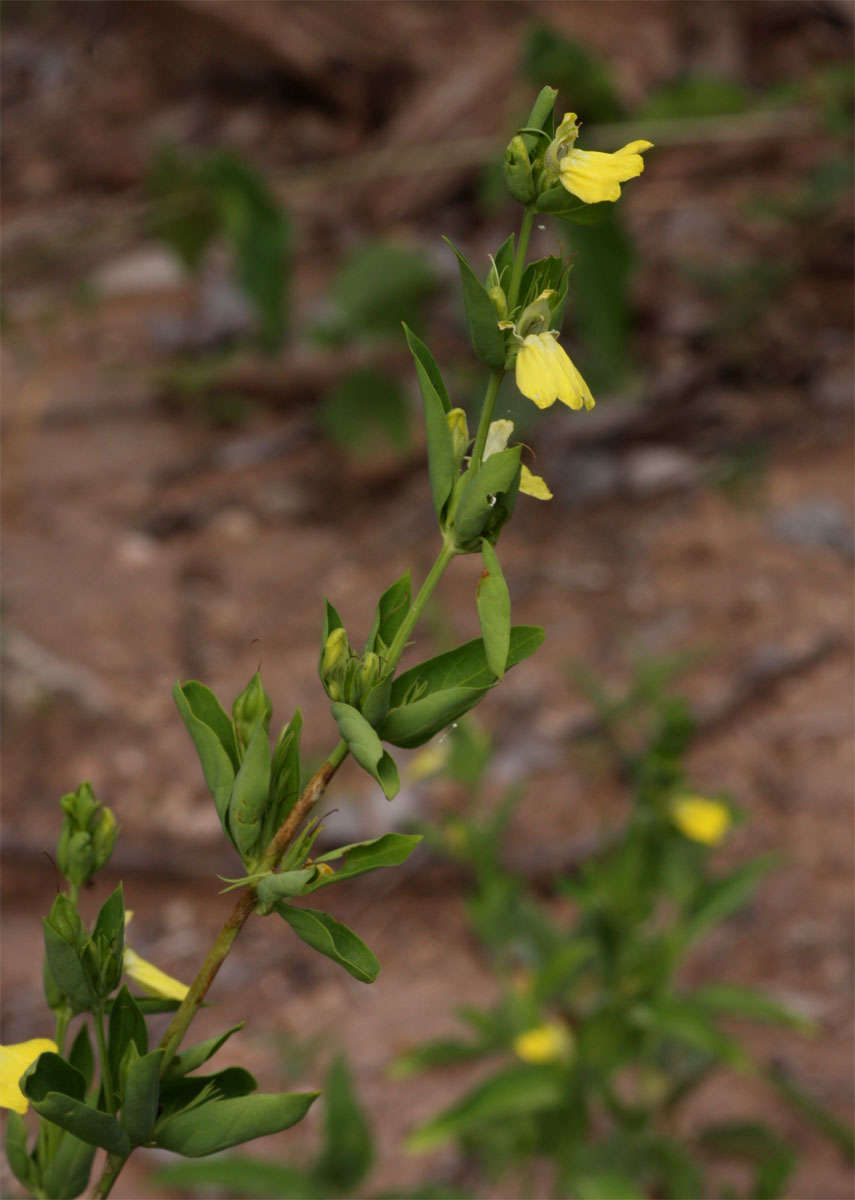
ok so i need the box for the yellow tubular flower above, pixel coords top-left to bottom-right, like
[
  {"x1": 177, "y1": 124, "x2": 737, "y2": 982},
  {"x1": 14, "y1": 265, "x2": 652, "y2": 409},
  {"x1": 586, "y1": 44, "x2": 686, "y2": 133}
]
[
  {"x1": 123, "y1": 947, "x2": 190, "y2": 1002},
  {"x1": 123, "y1": 910, "x2": 190, "y2": 1001},
  {"x1": 513, "y1": 1023, "x2": 572, "y2": 1065},
  {"x1": 515, "y1": 332, "x2": 595, "y2": 412},
  {"x1": 560, "y1": 140, "x2": 653, "y2": 205},
  {"x1": 0, "y1": 1039, "x2": 57, "y2": 1113},
  {"x1": 484, "y1": 419, "x2": 552, "y2": 500},
  {"x1": 670, "y1": 796, "x2": 731, "y2": 846}
]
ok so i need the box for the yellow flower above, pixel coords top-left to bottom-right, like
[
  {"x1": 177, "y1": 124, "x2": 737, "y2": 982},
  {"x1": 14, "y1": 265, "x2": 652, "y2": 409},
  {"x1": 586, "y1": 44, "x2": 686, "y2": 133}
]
[
  {"x1": 484, "y1": 419, "x2": 553, "y2": 500},
  {"x1": 513, "y1": 1023, "x2": 572, "y2": 1065},
  {"x1": 670, "y1": 795, "x2": 731, "y2": 845},
  {"x1": 0, "y1": 1039, "x2": 57, "y2": 1113},
  {"x1": 123, "y1": 911, "x2": 189, "y2": 1002},
  {"x1": 550, "y1": 112, "x2": 653, "y2": 206},
  {"x1": 514, "y1": 332, "x2": 594, "y2": 413}
]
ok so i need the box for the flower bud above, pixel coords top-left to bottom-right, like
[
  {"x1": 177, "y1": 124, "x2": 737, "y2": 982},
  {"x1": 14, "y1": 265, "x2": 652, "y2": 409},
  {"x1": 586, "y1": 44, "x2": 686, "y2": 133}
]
[
  {"x1": 56, "y1": 783, "x2": 117, "y2": 889},
  {"x1": 488, "y1": 284, "x2": 508, "y2": 322},
  {"x1": 91, "y1": 806, "x2": 117, "y2": 874},
  {"x1": 65, "y1": 831, "x2": 94, "y2": 890},
  {"x1": 232, "y1": 671, "x2": 273, "y2": 752},
  {"x1": 358, "y1": 651, "x2": 381, "y2": 695},
  {"x1": 320, "y1": 627, "x2": 352, "y2": 701},
  {"x1": 446, "y1": 407, "x2": 470, "y2": 467},
  {"x1": 503, "y1": 134, "x2": 535, "y2": 205}
]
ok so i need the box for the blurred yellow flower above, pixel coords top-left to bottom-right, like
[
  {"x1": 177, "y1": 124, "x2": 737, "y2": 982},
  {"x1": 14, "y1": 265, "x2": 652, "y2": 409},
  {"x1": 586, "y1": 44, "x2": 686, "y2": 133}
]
[
  {"x1": 0, "y1": 1039, "x2": 57, "y2": 1113},
  {"x1": 550, "y1": 112, "x2": 653, "y2": 205},
  {"x1": 484, "y1": 419, "x2": 553, "y2": 500},
  {"x1": 670, "y1": 795, "x2": 731, "y2": 845},
  {"x1": 513, "y1": 1022, "x2": 572, "y2": 1065},
  {"x1": 123, "y1": 911, "x2": 189, "y2": 1002},
  {"x1": 514, "y1": 333, "x2": 595, "y2": 413}
]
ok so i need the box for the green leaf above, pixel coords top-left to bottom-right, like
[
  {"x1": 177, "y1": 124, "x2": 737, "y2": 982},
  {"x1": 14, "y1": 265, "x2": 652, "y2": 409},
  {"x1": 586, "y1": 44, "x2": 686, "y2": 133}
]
[
  {"x1": 160, "y1": 1067, "x2": 257, "y2": 1118},
  {"x1": 68, "y1": 1024, "x2": 95, "y2": 1091},
  {"x1": 476, "y1": 540, "x2": 511, "y2": 679},
  {"x1": 697, "y1": 1120, "x2": 796, "y2": 1200},
  {"x1": 379, "y1": 625, "x2": 544, "y2": 748},
  {"x1": 402, "y1": 328, "x2": 456, "y2": 518},
  {"x1": 108, "y1": 987, "x2": 148, "y2": 1086},
  {"x1": 324, "y1": 241, "x2": 436, "y2": 341},
  {"x1": 25, "y1": 1076, "x2": 130, "y2": 1157},
  {"x1": 453, "y1": 446, "x2": 522, "y2": 547},
  {"x1": 691, "y1": 984, "x2": 815, "y2": 1032},
  {"x1": 105, "y1": 995, "x2": 181, "y2": 1015},
  {"x1": 232, "y1": 672, "x2": 273, "y2": 754},
  {"x1": 683, "y1": 855, "x2": 777, "y2": 944},
  {"x1": 175, "y1": 680, "x2": 239, "y2": 769},
  {"x1": 174, "y1": 682, "x2": 238, "y2": 837},
  {"x1": 574, "y1": 1173, "x2": 645, "y2": 1200},
  {"x1": 5, "y1": 1110, "x2": 33, "y2": 1189},
  {"x1": 22, "y1": 1051, "x2": 85, "y2": 1104},
  {"x1": 330, "y1": 702, "x2": 400, "y2": 799},
  {"x1": 92, "y1": 885, "x2": 125, "y2": 996},
  {"x1": 443, "y1": 237, "x2": 507, "y2": 369},
  {"x1": 275, "y1": 905, "x2": 380, "y2": 983},
  {"x1": 255, "y1": 868, "x2": 318, "y2": 906},
  {"x1": 155, "y1": 1158, "x2": 325, "y2": 1198},
  {"x1": 632, "y1": 999, "x2": 748, "y2": 1068},
  {"x1": 306, "y1": 833, "x2": 422, "y2": 891},
  {"x1": 389, "y1": 1037, "x2": 483, "y2": 1079},
  {"x1": 42, "y1": 1132, "x2": 97, "y2": 1199},
  {"x1": 228, "y1": 719, "x2": 272, "y2": 861},
  {"x1": 266, "y1": 710, "x2": 302, "y2": 840},
  {"x1": 401, "y1": 323, "x2": 450, "y2": 412},
  {"x1": 154, "y1": 1091, "x2": 318, "y2": 1157},
  {"x1": 767, "y1": 1062, "x2": 855, "y2": 1162},
  {"x1": 493, "y1": 233, "x2": 515, "y2": 286},
  {"x1": 121, "y1": 1049, "x2": 163, "y2": 1146},
  {"x1": 314, "y1": 1055, "x2": 373, "y2": 1191},
  {"x1": 164, "y1": 1024, "x2": 244, "y2": 1080},
  {"x1": 366, "y1": 571, "x2": 412, "y2": 656},
  {"x1": 43, "y1": 904, "x2": 93, "y2": 1014},
  {"x1": 407, "y1": 1063, "x2": 564, "y2": 1150}
]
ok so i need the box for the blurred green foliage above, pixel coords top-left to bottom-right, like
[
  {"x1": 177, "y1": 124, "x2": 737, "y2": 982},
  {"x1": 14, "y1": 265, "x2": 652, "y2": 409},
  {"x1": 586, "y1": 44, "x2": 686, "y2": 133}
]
[
  {"x1": 313, "y1": 242, "x2": 438, "y2": 346},
  {"x1": 318, "y1": 369, "x2": 410, "y2": 457},
  {"x1": 638, "y1": 76, "x2": 751, "y2": 120},
  {"x1": 398, "y1": 666, "x2": 852, "y2": 1198},
  {"x1": 147, "y1": 146, "x2": 292, "y2": 351}
]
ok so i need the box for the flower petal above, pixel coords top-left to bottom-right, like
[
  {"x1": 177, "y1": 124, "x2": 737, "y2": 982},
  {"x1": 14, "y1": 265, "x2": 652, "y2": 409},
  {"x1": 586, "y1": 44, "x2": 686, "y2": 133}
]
[
  {"x1": 124, "y1": 947, "x2": 189, "y2": 1002},
  {"x1": 0, "y1": 1039, "x2": 57, "y2": 1113},
  {"x1": 559, "y1": 142, "x2": 651, "y2": 205},
  {"x1": 515, "y1": 338, "x2": 555, "y2": 409},
  {"x1": 484, "y1": 419, "x2": 514, "y2": 460},
  {"x1": 520, "y1": 464, "x2": 553, "y2": 500}
]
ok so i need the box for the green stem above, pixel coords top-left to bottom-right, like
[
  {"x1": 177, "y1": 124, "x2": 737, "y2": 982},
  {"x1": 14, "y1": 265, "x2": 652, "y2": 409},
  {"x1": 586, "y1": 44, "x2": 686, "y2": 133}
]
[
  {"x1": 468, "y1": 206, "x2": 535, "y2": 472},
  {"x1": 92, "y1": 1006, "x2": 116, "y2": 1115},
  {"x1": 385, "y1": 542, "x2": 457, "y2": 671},
  {"x1": 507, "y1": 206, "x2": 535, "y2": 311},
  {"x1": 91, "y1": 1153, "x2": 127, "y2": 1200}
]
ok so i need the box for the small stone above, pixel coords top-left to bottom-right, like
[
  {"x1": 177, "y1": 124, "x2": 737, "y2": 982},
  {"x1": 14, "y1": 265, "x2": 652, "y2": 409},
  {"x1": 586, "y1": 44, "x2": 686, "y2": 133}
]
[
  {"x1": 771, "y1": 499, "x2": 854, "y2": 561},
  {"x1": 624, "y1": 446, "x2": 698, "y2": 496},
  {"x1": 91, "y1": 247, "x2": 186, "y2": 298}
]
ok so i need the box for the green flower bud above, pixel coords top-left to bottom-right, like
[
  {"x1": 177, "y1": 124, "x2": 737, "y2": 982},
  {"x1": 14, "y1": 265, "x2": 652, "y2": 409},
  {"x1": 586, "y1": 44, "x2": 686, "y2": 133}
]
[
  {"x1": 91, "y1": 806, "x2": 117, "y2": 873},
  {"x1": 359, "y1": 651, "x2": 381, "y2": 695},
  {"x1": 488, "y1": 284, "x2": 508, "y2": 322},
  {"x1": 503, "y1": 134, "x2": 535, "y2": 205},
  {"x1": 321, "y1": 627, "x2": 352, "y2": 701},
  {"x1": 446, "y1": 408, "x2": 470, "y2": 467},
  {"x1": 65, "y1": 831, "x2": 94, "y2": 890},
  {"x1": 233, "y1": 671, "x2": 273, "y2": 752}
]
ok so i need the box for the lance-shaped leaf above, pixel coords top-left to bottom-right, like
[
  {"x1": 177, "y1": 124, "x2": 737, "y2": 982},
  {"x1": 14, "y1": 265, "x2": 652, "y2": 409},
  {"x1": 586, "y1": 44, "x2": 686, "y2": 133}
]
[
  {"x1": 401, "y1": 323, "x2": 450, "y2": 411},
  {"x1": 92, "y1": 884, "x2": 125, "y2": 997},
  {"x1": 378, "y1": 625, "x2": 544, "y2": 748},
  {"x1": 330, "y1": 702, "x2": 400, "y2": 799},
  {"x1": 5, "y1": 1111, "x2": 33, "y2": 1190},
  {"x1": 164, "y1": 1024, "x2": 244, "y2": 1081},
  {"x1": 228, "y1": 719, "x2": 272, "y2": 861},
  {"x1": 108, "y1": 987, "x2": 147, "y2": 1086},
  {"x1": 313, "y1": 1055, "x2": 373, "y2": 1192},
  {"x1": 174, "y1": 682, "x2": 238, "y2": 839},
  {"x1": 407, "y1": 1063, "x2": 564, "y2": 1151},
  {"x1": 305, "y1": 833, "x2": 422, "y2": 892},
  {"x1": 366, "y1": 572, "x2": 412, "y2": 656},
  {"x1": 255, "y1": 867, "x2": 318, "y2": 907},
  {"x1": 403, "y1": 328, "x2": 455, "y2": 518},
  {"x1": 121, "y1": 1049, "x2": 163, "y2": 1146},
  {"x1": 42, "y1": 1131, "x2": 96, "y2": 1200},
  {"x1": 493, "y1": 232, "x2": 515, "y2": 287},
  {"x1": 477, "y1": 539, "x2": 511, "y2": 679},
  {"x1": 67, "y1": 1025, "x2": 95, "y2": 1092},
  {"x1": 265, "y1": 709, "x2": 303, "y2": 843},
  {"x1": 23, "y1": 1056, "x2": 130, "y2": 1157},
  {"x1": 453, "y1": 446, "x2": 522, "y2": 547},
  {"x1": 159, "y1": 1067, "x2": 257, "y2": 1119},
  {"x1": 275, "y1": 905, "x2": 380, "y2": 983},
  {"x1": 154, "y1": 1091, "x2": 318, "y2": 1157},
  {"x1": 443, "y1": 238, "x2": 507, "y2": 369}
]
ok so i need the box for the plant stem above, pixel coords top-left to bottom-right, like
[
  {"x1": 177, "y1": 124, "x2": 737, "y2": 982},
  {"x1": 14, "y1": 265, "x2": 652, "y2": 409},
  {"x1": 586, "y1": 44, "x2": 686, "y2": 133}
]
[
  {"x1": 92, "y1": 1006, "x2": 116, "y2": 1115},
  {"x1": 91, "y1": 1153, "x2": 127, "y2": 1200},
  {"x1": 385, "y1": 542, "x2": 457, "y2": 670},
  {"x1": 468, "y1": 206, "x2": 535, "y2": 472}
]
